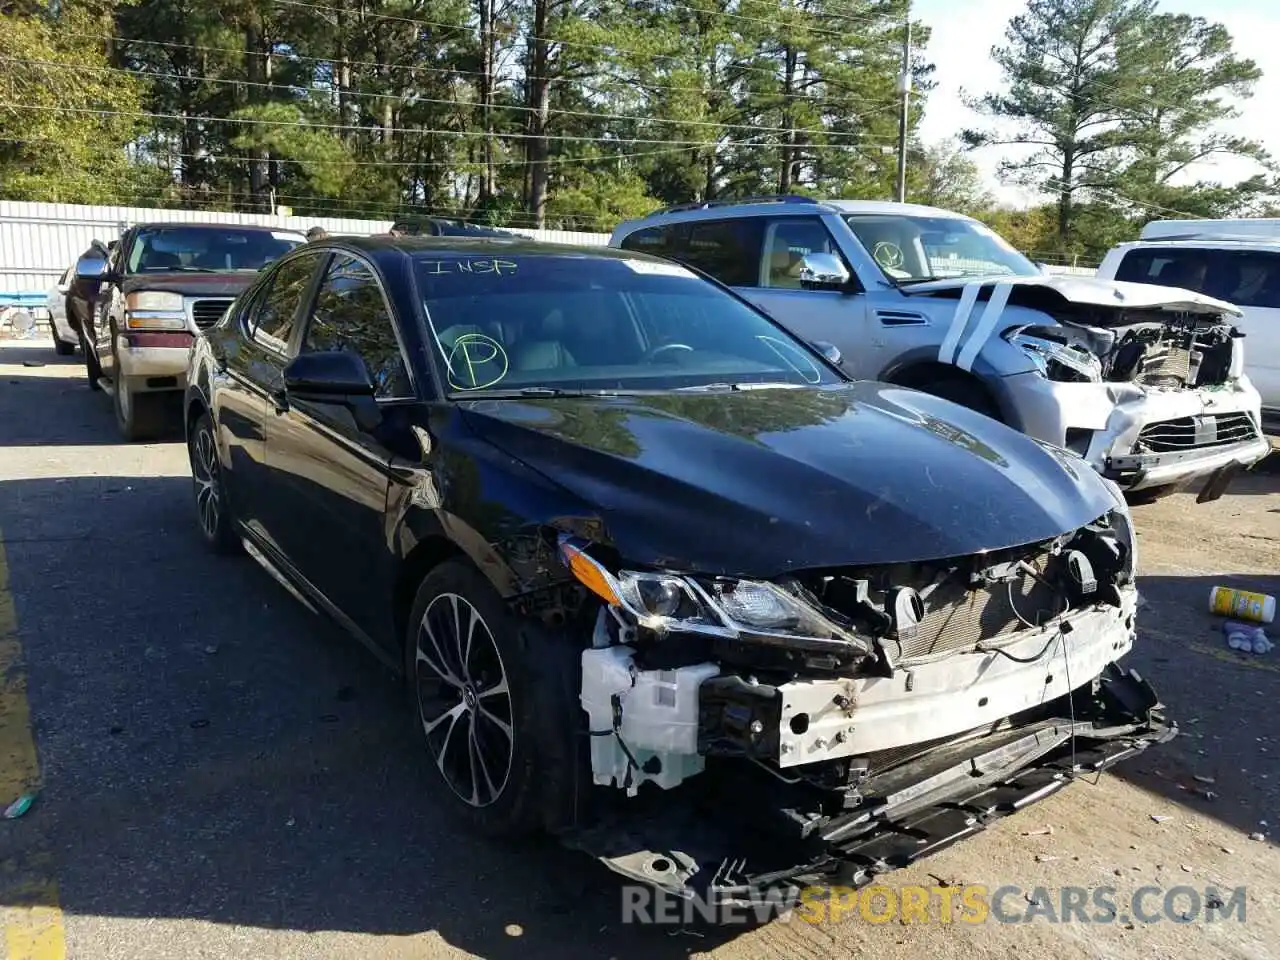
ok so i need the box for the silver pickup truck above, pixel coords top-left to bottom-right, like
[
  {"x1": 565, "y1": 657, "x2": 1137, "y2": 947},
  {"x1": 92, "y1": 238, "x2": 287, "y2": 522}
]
[{"x1": 610, "y1": 196, "x2": 1270, "y2": 500}]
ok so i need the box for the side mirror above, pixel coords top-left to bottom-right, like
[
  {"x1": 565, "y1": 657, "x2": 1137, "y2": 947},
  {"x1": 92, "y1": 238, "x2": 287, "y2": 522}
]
[
  {"x1": 74, "y1": 255, "x2": 109, "y2": 282},
  {"x1": 283, "y1": 350, "x2": 375, "y2": 398},
  {"x1": 283, "y1": 350, "x2": 381, "y2": 431},
  {"x1": 799, "y1": 252, "x2": 853, "y2": 291},
  {"x1": 811, "y1": 340, "x2": 843, "y2": 366}
]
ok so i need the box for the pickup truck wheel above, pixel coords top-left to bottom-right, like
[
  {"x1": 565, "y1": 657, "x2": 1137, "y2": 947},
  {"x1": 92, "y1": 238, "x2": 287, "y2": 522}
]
[
  {"x1": 406, "y1": 561, "x2": 575, "y2": 839},
  {"x1": 188, "y1": 412, "x2": 240, "y2": 554},
  {"x1": 112, "y1": 352, "x2": 167, "y2": 442}
]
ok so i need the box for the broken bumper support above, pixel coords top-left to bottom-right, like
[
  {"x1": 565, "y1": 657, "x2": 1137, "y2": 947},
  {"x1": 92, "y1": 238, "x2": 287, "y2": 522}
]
[{"x1": 562, "y1": 667, "x2": 1175, "y2": 907}]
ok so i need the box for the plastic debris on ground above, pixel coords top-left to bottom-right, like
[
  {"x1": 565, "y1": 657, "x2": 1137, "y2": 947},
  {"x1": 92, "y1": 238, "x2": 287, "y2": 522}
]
[
  {"x1": 1223, "y1": 620, "x2": 1273, "y2": 654},
  {"x1": 3, "y1": 792, "x2": 37, "y2": 819}
]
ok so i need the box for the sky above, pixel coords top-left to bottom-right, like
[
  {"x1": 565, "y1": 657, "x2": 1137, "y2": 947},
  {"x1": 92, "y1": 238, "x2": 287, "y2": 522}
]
[{"x1": 913, "y1": 0, "x2": 1280, "y2": 207}]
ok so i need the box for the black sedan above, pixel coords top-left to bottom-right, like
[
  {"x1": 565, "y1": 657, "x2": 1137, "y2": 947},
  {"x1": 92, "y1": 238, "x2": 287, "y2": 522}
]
[{"x1": 185, "y1": 236, "x2": 1171, "y2": 904}]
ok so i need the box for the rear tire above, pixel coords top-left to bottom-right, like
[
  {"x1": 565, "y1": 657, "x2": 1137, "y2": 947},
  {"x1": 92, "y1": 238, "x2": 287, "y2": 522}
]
[
  {"x1": 405, "y1": 560, "x2": 578, "y2": 838},
  {"x1": 916, "y1": 375, "x2": 1004, "y2": 422},
  {"x1": 188, "y1": 411, "x2": 241, "y2": 554}
]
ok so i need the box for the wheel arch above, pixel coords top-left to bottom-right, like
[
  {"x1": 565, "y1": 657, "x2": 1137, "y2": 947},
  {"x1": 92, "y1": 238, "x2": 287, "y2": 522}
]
[{"x1": 879, "y1": 359, "x2": 1008, "y2": 422}]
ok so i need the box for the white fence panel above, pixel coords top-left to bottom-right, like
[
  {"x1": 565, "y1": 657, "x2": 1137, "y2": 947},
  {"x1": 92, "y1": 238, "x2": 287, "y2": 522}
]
[{"x1": 0, "y1": 200, "x2": 611, "y2": 300}]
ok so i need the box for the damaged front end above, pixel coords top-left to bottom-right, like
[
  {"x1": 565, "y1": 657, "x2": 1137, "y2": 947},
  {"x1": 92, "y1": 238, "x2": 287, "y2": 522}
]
[
  {"x1": 556, "y1": 508, "x2": 1174, "y2": 903},
  {"x1": 930, "y1": 278, "x2": 1273, "y2": 495}
]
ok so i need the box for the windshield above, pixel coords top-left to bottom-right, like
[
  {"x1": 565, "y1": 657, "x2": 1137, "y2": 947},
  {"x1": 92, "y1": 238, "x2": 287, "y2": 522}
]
[
  {"x1": 415, "y1": 254, "x2": 841, "y2": 395},
  {"x1": 127, "y1": 227, "x2": 304, "y2": 273},
  {"x1": 843, "y1": 214, "x2": 1038, "y2": 283}
]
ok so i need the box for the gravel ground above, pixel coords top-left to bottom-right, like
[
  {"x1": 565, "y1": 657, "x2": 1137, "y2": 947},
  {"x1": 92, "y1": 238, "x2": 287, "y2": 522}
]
[{"x1": 0, "y1": 337, "x2": 1277, "y2": 960}]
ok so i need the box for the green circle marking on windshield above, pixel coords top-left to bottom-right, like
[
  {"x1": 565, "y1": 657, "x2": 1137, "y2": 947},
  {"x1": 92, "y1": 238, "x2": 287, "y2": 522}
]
[{"x1": 447, "y1": 334, "x2": 509, "y2": 390}]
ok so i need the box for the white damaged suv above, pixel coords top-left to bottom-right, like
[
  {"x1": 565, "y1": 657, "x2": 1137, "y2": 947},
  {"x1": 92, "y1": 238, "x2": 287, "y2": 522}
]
[{"x1": 610, "y1": 197, "x2": 1271, "y2": 500}]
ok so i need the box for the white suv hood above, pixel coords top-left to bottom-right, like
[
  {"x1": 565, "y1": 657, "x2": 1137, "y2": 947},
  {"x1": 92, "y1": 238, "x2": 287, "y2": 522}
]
[{"x1": 902, "y1": 274, "x2": 1242, "y2": 318}]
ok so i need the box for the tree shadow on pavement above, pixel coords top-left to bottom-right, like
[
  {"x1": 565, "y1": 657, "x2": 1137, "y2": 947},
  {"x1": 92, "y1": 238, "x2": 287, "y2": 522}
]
[
  {"x1": 0, "y1": 475, "x2": 739, "y2": 958},
  {"x1": 1113, "y1": 570, "x2": 1280, "y2": 841}
]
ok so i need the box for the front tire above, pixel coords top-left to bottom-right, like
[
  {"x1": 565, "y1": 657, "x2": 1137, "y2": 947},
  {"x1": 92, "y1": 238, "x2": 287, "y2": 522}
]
[
  {"x1": 406, "y1": 561, "x2": 574, "y2": 838},
  {"x1": 917, "y1": 375, "x2": 1003, "y2": 422},
  {"x1": 112, "y1": 335, "x2": 168, "y2": 441},
  {"x1": 188, "y1": 411, "x2": 240, "y2": 554}
]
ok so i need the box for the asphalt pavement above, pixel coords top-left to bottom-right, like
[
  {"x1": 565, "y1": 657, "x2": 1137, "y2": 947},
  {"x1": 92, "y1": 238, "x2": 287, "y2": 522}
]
[{"x1": 1, "y1": 337, "x2": 1278, "y2": 960}]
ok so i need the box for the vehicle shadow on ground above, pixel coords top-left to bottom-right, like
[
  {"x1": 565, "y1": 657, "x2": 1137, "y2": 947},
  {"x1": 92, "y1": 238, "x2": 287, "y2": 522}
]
[
  {"x1": 0, "y1": 345, "x2": 185, "y2": 446},
  {"x1": 1115, "y1": 571, "x2": 1280, "y2": 841},
  {"x1": 0, "y1": 475, "x2": 741, "y2": 957}
]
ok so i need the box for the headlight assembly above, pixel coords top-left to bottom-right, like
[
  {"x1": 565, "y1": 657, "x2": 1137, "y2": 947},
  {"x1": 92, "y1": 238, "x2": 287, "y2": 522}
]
[
  {"x1": 124, "y1": 291, "x2": 187, "y2": 331},
  {"x1": 1006, "y1": 327, "x2": 1102, "y2": 383},
  {"x1": 558, "y1": 536, "x2": 871, "y2": 654},
  {"x1": 125, "y1": 291, "x2": 184, "y2": 312}
]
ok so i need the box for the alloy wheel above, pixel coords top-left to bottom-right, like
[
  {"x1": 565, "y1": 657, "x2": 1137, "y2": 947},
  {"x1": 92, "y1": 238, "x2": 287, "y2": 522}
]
[
  {"x1": 414, "y1": 593, "x2": 514, "y2": 808},
  {"x1": 191, "y1": 425, "x2": 221, "y2": 540}
]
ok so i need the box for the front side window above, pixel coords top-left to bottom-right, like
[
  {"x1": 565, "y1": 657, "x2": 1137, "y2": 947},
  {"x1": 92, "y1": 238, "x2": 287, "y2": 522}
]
[
  {"x1": 127, "y1": 227, "x2": 305, "y2": 273},
  {"x1": 843, "y1": 215, "x2": 1038, "y2": 284},
  {"x1": 679, "y1": 218, "x2": 764, "y2": 287},
  {"x1": 250, "y1": 252, "x2": 322, "y2": 351},
  {"x1": 761, "y1": 217, "x2": 847, "y2": 289},
  {"x1": 415, "y1": 253, "x2": 840, "y2": 395},
  {"x1": 301, "y1": 255, "x2": 413, "y2": 399}
]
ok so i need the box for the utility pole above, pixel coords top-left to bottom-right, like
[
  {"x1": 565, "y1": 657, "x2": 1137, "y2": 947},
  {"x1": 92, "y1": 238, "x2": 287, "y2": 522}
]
[{"x1": 895, "y1": 5, "x2": 912, "y2": 204}]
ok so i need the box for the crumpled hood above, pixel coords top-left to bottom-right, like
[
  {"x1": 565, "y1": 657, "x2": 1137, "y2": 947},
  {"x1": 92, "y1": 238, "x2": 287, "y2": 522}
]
[
  {"x1": 901, "y1": 274, "x2": 1242, "y2": 318},
  {"x1": 459, "y1": 384, "x2": 1119, "y2": 577},
  {"x1": 119, "y1": 273, "x2": 258, "y2": 298}
]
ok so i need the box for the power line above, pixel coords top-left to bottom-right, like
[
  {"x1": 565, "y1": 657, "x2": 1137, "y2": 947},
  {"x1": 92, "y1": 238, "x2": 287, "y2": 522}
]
[
  {"x1": 71, "y1": 29, "x2": 899, "y2": 109},
  {"x1": 0, "y1": 101, "x2": 899, "y2": 148},
  {"x1": 0, "y1": 135, "x2": 711, "y2": 168},
  {"x1": 0, "y1": 55, "x2": 898, "y2": 140},
  {"x1": 272, "y1": 0, "x2": 901, "y2": 84}
]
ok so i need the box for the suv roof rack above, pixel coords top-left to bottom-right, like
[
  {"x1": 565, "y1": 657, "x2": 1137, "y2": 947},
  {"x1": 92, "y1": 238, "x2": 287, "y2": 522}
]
[
  {"x1": 646, "y1": 194, "x2": 821, "y2": 217},
  {"x1": 1140, "y1": 232, "x2": 1280, "y2": 244}
]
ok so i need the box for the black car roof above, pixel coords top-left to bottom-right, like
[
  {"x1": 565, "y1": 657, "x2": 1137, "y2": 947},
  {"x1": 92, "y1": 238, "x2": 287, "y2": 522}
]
[
  {"x1": 337, "y1": 235, "x2": 666, "y2": 263},
  {"x1": 128, "y1": 222, "x2": 306, "y2": 234}
]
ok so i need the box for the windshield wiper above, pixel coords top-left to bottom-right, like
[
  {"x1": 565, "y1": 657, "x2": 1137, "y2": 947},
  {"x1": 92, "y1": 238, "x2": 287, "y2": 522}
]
[
  {"x1": 893, "y1": 276, "x2": 950, "y2": 286},
  {"x1": 674, "y1": 381, "x2": 805, "y2": 392},
  {"x1": 457, "y1": 386, "x2": 630, "y2": 398}
]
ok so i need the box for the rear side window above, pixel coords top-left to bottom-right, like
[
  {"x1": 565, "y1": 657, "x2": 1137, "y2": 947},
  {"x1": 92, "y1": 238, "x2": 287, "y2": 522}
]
[
  {"x1": 1213, "y1": 250, "x2": 1280, "y2": 309},
  {"x1": 250, "y1": 252, "x2": 322, "y2": 351},
  {"x1": 679, "y1": 218, "x2": 764, "y2": 287},
  {"x1": 619, "y1": 225, "x2": 680, "y2": 258}
]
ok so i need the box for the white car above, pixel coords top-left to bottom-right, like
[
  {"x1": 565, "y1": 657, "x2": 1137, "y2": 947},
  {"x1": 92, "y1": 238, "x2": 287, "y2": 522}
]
[
  {"x1": 46, "y1": 263, "x2": 79, "y2": 355},
  {"x1": 1098, "y1": 219, "x2": 1280, "y2": 429}
]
